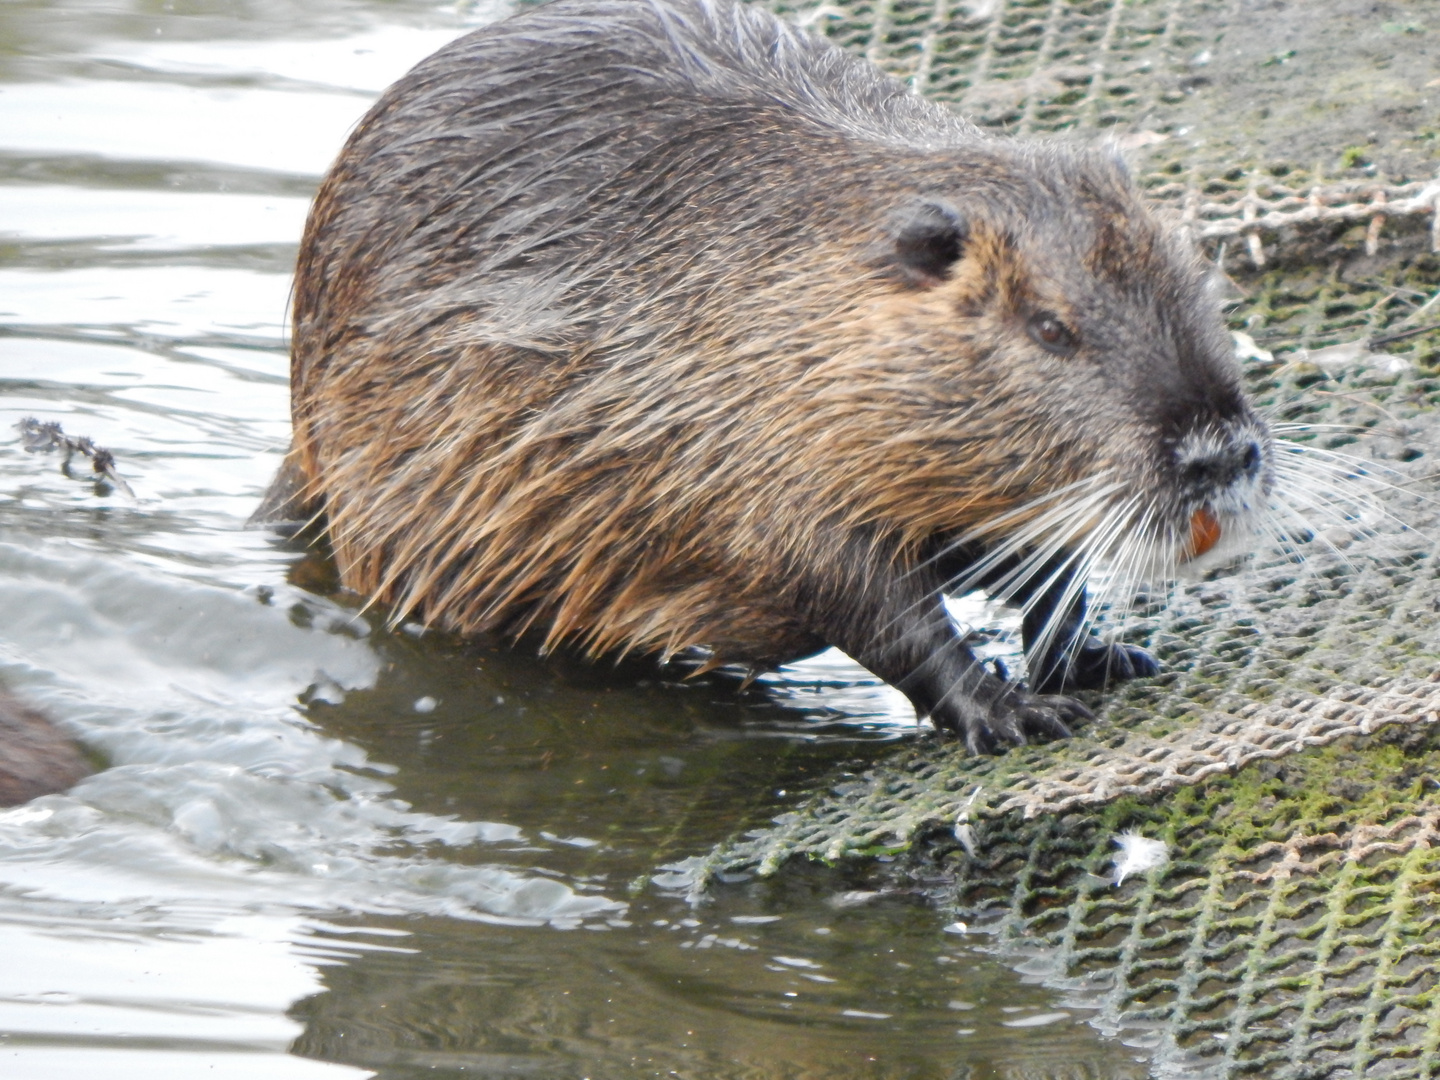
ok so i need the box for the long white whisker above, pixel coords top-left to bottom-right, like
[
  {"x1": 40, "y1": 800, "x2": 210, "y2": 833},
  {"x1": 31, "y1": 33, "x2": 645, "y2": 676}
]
[
  {"x1": 1272, "y1": 422, "x2": 1371, "y2": 440},
  {"x1": 1257, "y1": 505, "x2": 1352, "y2": 589},
  {"x1": 1048, "y1": 499, "x2": 1152, "y2": 687},
  {"x1": 943, "y1": 487, "x2": 1124, "y2": 602},
  {"x1": 1018, "y1": 496, "x2": 1143, "y2": 681},
  {"x1": 1273, "y1": 437, "x2": 1436, "y2": 504},
  {"x1": 1268, "y1": 491, "x2": 1360, "y2": 571},
  {"x1": 1269, "y1": 470, "x2": 1395, "y2": 543},
  {"x1": 1089, "y1": 501, "x2": 1157, "y2": 654},
  {"x1": 864, "y1": 495, "x2": 1112, "y2": 653},
  {"x1": 861, "y1": 492, "x2": 1119, "y2": 663},
  {"x1": 1114, "y1": 502, "x2": 1164, "y2": 651},
  {"x1": 902, "y1": 475, "x2": 1125, "y2": 585},
  {"x1": 1270, "y1": 472, "x2": 1375, "y2": 522}
]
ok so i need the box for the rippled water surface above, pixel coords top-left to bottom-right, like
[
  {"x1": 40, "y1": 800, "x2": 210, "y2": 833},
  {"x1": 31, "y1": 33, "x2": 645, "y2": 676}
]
[{"x1": 0, "y1": 3, "x2": 1152, "y2": 1076}]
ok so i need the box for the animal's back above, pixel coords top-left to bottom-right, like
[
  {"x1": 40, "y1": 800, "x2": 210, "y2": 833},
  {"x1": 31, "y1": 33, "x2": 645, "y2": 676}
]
[
  {"x1": 280, "y1": 0, "x2": 982, "y2": 660},
  {"x1": 292, "y1": 0, "x2": 977, "y2": 385}
]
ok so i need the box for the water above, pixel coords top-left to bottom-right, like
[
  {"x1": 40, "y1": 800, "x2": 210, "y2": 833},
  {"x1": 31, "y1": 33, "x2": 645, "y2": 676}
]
[{"x1": 0, "y1": 2, "x2": 1151, "y2": 1076}]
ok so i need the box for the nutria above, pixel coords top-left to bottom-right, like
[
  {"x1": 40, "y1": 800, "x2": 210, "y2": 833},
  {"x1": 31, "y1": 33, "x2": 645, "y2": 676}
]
[
  {"x1": 0, "y1": 690, "x2": 90, "y2": 806},
  {"x1": 259, "y1": 0, "x2": 1275, "y2": 754}
]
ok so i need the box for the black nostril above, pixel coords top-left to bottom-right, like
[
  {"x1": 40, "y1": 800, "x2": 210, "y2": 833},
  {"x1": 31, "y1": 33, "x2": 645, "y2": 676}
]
[{"x1": 1241, "y1": 441, "x2": 1261, "y2": 476}]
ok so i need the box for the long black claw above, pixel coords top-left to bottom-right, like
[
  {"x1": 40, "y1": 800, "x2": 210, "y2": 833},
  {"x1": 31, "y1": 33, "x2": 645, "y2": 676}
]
[{"x1": 937, "y1": 689, "x2": 1090, "y2": 754}]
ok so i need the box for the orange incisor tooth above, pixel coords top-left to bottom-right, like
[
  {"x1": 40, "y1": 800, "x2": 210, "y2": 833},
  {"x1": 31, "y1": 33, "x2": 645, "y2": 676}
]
[{"x1": 1187, "y1": 507, "x2": 1221, "y2": 559}]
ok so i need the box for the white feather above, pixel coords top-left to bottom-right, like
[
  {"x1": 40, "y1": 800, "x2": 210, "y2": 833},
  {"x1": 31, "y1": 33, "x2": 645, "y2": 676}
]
[{"x1": 1111, "y1": 830, "x2": 1169, "y2": 886}]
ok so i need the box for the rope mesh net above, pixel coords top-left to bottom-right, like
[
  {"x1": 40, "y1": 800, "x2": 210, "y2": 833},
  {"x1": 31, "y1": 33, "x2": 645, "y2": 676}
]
[
  {"x1": 940, "y1": 726, "x2": 1440, "y2": 1078},
  {"x1": 706, "y1": 1, "x2": 1440, "y2": 1074}
]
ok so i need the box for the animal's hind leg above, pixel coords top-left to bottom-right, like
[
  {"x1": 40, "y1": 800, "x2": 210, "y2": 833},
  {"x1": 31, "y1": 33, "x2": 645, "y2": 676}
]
[{"x1": 1018, "y1": 556, "x2": 1159, "y2": 693}]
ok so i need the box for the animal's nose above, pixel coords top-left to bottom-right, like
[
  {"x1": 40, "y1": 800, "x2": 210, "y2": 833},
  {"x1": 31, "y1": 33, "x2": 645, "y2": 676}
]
[{"x1": 1181, "y1": 438, "x2": 1264, "y2": 490}]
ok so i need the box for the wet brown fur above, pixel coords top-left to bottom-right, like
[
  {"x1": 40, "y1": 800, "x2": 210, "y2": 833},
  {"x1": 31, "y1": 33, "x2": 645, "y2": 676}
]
[
  {"x1": 264, "y1": 0, "x2": 1270, "y2": 751},
  {"x1": 0, "y1": 691, "x2": 89, "y2": 807}
]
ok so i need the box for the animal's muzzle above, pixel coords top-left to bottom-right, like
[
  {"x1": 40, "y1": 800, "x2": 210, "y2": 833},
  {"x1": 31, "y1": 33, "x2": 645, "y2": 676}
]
[{"x1": 1173, "y1": 423, "x2": 1272, "y2": 561}]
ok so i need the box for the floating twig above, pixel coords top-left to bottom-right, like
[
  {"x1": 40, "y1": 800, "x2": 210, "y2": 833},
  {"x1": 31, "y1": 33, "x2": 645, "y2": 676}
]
[{"x1": 16, "y1": 418, "x2": 135, "y2": 499}]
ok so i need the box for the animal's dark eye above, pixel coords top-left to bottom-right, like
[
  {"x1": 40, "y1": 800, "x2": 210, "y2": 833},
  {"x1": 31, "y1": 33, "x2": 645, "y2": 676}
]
[{"x1": 1026, "y1": 311, "x2": 1078, "y2": 356}]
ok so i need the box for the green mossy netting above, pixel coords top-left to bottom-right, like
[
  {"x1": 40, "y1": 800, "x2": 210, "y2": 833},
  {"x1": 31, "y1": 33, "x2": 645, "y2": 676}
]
[
  {"x1": 940, "y1": 726, "x2": 1440, "y2": 1079},
  {"x1": 704, "y1": 1, "x2": 1440, "y2": 1075},
  {"x1": 718, "y1": 0, "x2": 1440, "y2": 871}
]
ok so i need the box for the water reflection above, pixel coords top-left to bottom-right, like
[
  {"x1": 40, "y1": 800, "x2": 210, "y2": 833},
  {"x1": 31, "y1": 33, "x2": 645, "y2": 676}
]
[
  {"x1": 292, "y1": 874, "x2": 1137, "y2": 1080},
  {"x1": 291, "y1": 635, "x2": 1144, "y2": 1078},
  {"x1": 0, "y1": 0, "x2": 1149, "y2": 1076}
]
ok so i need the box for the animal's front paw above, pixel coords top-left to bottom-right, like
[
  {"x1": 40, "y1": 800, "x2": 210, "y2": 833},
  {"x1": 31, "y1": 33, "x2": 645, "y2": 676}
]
[
  {"x1": 1033, "y1": 640, "x2": 1159, "y2": 693},
  {"x1": 934, "y1": 688, "x2": 1093, "y2": 756}
]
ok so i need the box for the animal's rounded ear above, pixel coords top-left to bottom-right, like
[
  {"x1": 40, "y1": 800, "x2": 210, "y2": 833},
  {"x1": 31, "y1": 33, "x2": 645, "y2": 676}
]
[{"x1": 892, "y1": 199, "x2": 967, "y2": 286}]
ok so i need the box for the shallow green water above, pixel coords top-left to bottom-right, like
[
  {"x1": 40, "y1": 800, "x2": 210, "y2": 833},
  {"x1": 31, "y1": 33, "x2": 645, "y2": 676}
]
[{"x1": 0, "y1": 2, "x2": 1153, "y2": 1076}]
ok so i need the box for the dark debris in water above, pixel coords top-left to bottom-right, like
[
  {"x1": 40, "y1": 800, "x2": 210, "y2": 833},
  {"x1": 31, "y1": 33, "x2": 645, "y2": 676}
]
[{"x1": 17, "y1": 417, "x2": 135, "y2": 499}]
